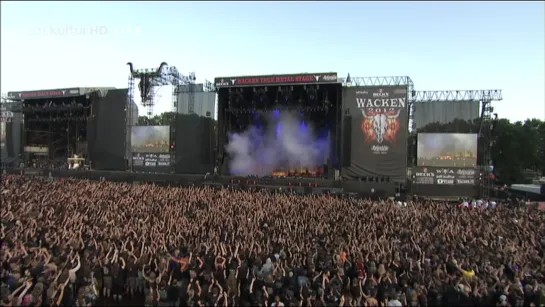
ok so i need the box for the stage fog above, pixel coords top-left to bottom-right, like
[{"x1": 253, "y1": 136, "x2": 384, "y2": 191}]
[{"x1": 226, "y1": 111, "x2": 330, "y2": 177}]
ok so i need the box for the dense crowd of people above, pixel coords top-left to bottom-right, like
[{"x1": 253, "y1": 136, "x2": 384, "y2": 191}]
[{"x1": 1, "y1": 175, "x2": 545, "y2": 307}]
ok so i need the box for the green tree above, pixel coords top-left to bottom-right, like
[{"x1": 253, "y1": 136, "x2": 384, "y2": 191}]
[
  {"x1": 137, "y1": 112, "x2": 178, "y2": 126},
  {"x1": 490, "y1": 119, "x2": 525, "y2": 184}
]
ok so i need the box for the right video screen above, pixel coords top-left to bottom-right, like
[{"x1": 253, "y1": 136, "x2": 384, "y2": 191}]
[{"x1": 417, "y1": 133, "x2": 477, "y2": 168}]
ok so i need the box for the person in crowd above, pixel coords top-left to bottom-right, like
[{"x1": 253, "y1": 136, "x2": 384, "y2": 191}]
[{"x1": 1, "y1": 174, "x2": 545, "y2": 307}]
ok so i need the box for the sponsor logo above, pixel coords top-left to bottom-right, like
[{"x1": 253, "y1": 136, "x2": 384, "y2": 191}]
[
  {"x1": 215, "y1": 79, "x2": 230, "y2": 87},
  {"x1": 0, "y1": 111, "x2": 14, "y2": 118},
  {"x1": 314, "y1": 75, "x2": 320, "y2": 82},
  {"x1": 371, "y1": 145, "x2": 389, "y2": 153},
  {"x1": 69, "y1": 89, "x2": 79, "y2": 94},
  {"x1": 230, "y1": 79, "x2": 236, "y2": 85},
  {"x1": 373, "y1": 89, "x2": 389, "y2": 98},
  {"x1": 457, "y1": 179, "x2": 474, "y2": 184},
  {"x1": 415, "y1": 172, "x2": 434, "y2": 177},
  {"x1": 322, "y1": 74, "x2": 337, "y2": 81},
  {"x1": 457, "y1": 169, "x2": 476, "y2": 176},
  {"x1": 437, "y1": 179, "x2": 454, "y2": 184},
  {"x1": 436, "y1": 168, "x2": 455, "y2": 174}
]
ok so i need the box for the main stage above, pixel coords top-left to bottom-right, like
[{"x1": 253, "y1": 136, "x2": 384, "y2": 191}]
[
  {"x1": 1, "y1": 64, "x2": 504, "y2": 200},
  {"x1": 3, "y1": 167, "x2": 397, "y2": 198}
]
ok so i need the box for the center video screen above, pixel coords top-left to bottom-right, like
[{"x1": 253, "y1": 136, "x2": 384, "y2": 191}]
[
  {"x1": 417, "y1": 133, "x2": 478, "y2": 168},
  {"x1": 131, "y1": 125, "x2": 170, "y2": 153}
]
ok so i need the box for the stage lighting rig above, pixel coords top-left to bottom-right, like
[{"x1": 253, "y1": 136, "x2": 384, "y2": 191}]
[
  {"x1": 252, "y1": 87, "x2": 269, "y2": 109},
  {"x1": 278, "y1": 86, "x2": 293, "y2": 105},
  {"x1": 228, "y1": 89, "x2": 245, "y2": 111},
  {"x1": 305, "y1": 85, "x2": 317, "y2": 101}
]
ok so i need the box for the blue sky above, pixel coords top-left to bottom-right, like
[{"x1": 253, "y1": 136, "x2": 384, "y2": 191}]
[{"x1": 1, "y1": 1, "x2": 543, "y2": 121}]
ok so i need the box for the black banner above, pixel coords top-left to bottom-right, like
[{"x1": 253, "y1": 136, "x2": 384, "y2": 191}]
[
  {"x1": 132, "y1": 153, "x2": 171, "y2": 168},
  {"x1": 342, "y1": 86, "x2": 408, "y2": 182},
  {"x1": 7, "y1": 88, "x2": 80, "y2": 100},
  {"x1": 412, "y1": 167, "x2": 478, "y2": 185},
  {"x1": 214, "y1": 73, "x2": 338, "y2": 88}
]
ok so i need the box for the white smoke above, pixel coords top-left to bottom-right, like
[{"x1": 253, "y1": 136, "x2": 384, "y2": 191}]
[{"x1": 226, "y1": 111, "x2": 330, "y2": 177}]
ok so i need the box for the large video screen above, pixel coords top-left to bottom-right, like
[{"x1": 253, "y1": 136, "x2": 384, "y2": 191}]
[
  {"x1": 131, "y1": 125, "x2": 170, "y2": 153},
  {"x1": 417, "y1": 133, "x2": 477, "y2": 168}
]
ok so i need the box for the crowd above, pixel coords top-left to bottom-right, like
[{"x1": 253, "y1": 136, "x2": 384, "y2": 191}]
[{"x1": 1, "y1": 174, "x2": 545, "y2": 307}]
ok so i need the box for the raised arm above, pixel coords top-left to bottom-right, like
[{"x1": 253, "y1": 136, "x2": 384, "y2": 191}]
[
  {"x1": 16, "y1": 280, "x2": 32, "y2": 306},
  {"x1": 249, "y1": 278, "x2": 255, "y2": 294},
  {"x1": 7, "y1": 282, "x2": 27, "y2": 302},
  {"x1": 69, "y1": 255, "x2": 81, "y2": 274},
  {"x1": 196, "y1": 280, "x2": 202, "y2": 297}
]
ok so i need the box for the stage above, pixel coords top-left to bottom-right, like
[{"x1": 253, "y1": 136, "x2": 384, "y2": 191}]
[{"x1": 2, "y1": 167, "x2": 397, "y2": 197}]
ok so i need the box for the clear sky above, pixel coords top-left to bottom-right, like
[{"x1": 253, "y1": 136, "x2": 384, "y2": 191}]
[{"x1": 1, "y1": 1, "x2": 544, "y2": 121}]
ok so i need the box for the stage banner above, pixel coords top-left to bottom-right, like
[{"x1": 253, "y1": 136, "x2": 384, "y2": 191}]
[
  {"x1": 342, "y1": 86, "x2": 408, "y2": 182},
  {"x1": 7, "y1": 88, "x2": 80, "y2": 100},
  {"x1": 214, "y1": 73, "x2": 338, "y2": 88},
  {"x1": 412, "y1": 166, "x2": 478, "y2": 185}
]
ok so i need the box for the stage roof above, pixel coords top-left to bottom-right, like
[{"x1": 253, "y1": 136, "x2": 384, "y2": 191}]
[
  {"x1": 7, "y1": 87, "x2": 116, "y2": 100},
  {"x1": 214, "y1": 72, "x2": 338, "y2": 88}
]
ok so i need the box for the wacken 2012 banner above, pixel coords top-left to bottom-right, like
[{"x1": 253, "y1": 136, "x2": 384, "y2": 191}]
[
  {"x1": 342, "y1": 86, "x2": 408, "y2": 182},
  {"x1": 412, "y1": 166, "x2": 479, "y2": 185}
]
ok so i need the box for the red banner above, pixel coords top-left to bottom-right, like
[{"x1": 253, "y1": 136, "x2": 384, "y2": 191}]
[
  {"x1": 214, "y1": 73, "x2": 337, "y2": 88},
  {"x1": 7, "y1": 88, "x2": 80, "y2": 100}
]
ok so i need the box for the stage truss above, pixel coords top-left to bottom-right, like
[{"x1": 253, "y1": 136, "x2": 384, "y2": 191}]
[
  {"x1": 412, "y1": 90, "x2": 503, "y2": 102},
  {"x1": 341, "y1": 75, "x2": 415, "y2": 89},
  {"x1": 126, "y1": 63, "x2": 196, "y2": 122},
  {"x1": 203, "y1": 80, "x2": 216, "y2": 92}
]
